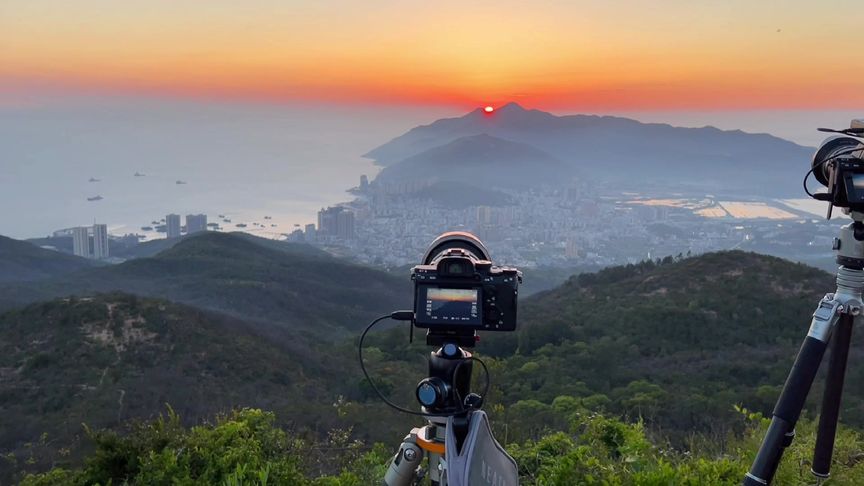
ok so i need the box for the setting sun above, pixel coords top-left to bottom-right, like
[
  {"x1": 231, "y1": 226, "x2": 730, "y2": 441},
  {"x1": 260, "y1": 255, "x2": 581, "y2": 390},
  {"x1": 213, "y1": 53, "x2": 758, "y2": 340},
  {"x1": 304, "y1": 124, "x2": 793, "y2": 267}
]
[{"x1": 484, "y1": 106, "x2": 494, "y2": 113}]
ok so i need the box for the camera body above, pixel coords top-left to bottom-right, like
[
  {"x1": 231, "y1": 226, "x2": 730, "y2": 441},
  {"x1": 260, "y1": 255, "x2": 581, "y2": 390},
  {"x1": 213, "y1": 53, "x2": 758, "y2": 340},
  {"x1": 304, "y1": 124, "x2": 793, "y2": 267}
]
[
  {"x1": 810, "y1": 120, "x2": 864, "y2": 215},
  {"x1": 411, "y1": 232, "x2": 521, "y2": 333}
]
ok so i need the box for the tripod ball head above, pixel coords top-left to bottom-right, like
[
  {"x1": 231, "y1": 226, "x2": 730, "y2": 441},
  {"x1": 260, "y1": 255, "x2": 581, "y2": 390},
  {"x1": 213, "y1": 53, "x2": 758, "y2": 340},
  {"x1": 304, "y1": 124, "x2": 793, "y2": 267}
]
[{"x1": 417, "y1": 377, "x2": 450, "y2": 408}]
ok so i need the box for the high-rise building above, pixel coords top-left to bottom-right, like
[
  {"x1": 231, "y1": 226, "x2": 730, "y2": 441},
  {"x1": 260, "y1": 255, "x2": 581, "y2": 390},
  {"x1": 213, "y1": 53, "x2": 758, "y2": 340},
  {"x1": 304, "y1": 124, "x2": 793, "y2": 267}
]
[
  {"x1": 186, "y1": 214, "x2": 207, "y2": 234},
  {"x1": 317, "y1": 207, "x2": 340, "y2": 236},
  {"x1": 476, "y1": 206, "x2": 495, "y2": 226},
  {"x1": 304, "y1": 223, "x2": 317, "y2": 243},
  {"x1": 359, "y1": 174, "x2": 369, "y2": 190},
  {"x1": 72, "y1": 226, "x2": 90, "y2": 258},
  {"x1": 336, "y1": 210, "x2": 355, "y2": 240},
  {"x1": 166, "y1": 214, "x2": 181, "y2": 238},
  {"x1": 317, "y1": 206, "x2": 355, "y2": 240},
  {"x1": 92, "y1": 224, "x2": 109, "y2": 259}
]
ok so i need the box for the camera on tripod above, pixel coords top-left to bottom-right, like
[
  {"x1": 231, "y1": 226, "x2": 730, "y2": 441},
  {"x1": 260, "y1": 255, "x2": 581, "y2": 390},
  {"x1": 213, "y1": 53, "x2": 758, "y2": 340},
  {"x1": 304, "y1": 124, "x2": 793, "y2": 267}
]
[
  {"x1": 808, "y1": 119, "x2": 864, "y2": 217},
  {"x1": 411, "y1": 232, "x2": 521, "y2": 347},
  {"x1": 367, "y1": 232, "x2": 521, "y2": 485}
]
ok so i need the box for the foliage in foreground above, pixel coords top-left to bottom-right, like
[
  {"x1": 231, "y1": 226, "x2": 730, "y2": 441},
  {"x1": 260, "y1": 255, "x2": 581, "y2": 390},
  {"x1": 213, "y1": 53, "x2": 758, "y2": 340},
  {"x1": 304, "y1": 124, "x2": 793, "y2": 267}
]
[{"x1": 18, "y1": 405, "x2": 864, "y2": 485}]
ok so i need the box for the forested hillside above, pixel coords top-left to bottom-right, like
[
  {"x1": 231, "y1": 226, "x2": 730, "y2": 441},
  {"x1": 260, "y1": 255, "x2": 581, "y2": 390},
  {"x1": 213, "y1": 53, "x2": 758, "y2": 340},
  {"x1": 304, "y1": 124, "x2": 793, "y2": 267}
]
[
  {"x1": 2, "y1": 241, "x2": 860, "y2": 484},
  {"x1": 0, "y1": 232, "x2": 408, "y2": 333}
]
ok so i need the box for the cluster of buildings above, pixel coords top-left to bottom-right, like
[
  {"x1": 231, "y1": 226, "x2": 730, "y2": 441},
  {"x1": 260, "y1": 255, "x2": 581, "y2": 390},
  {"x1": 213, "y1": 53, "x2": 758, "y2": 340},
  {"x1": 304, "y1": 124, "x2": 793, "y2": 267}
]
[
  {"x1": 68, "y1": 223, "x2": 110, "y2": 260},
  {"x1": 165, "y1": 213, "x2": 208, "y2": 239},
  {"x1": 286, "y1": 206, "x2": 355, "y2": 244},
  {"x1": 302, "y1": 176, "x2": 834, "y2": 270}
]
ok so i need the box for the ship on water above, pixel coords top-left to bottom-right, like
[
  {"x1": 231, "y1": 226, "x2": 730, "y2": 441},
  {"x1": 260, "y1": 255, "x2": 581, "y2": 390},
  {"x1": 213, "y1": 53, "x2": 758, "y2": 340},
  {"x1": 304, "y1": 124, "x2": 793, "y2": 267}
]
[{"x1": 87, "y1": 195, "x2": 103, "y2": 202}]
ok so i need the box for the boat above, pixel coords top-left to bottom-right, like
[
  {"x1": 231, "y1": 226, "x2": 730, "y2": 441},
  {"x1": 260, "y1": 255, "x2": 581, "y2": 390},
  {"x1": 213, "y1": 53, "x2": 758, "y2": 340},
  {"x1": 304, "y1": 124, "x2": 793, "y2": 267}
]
[
  {"x1": 88, "y1": 177, "x2": 100, "y2": 182},
  {"x1": 235, "y1": 223, "x2": 247, "y2": 228},
  {"x1": 176, "y1": 180, "x2": 187, "y2": 185},
  {"x1": 134, "y1": 172, "x2": 146, "y2": 177},
  {"x1": 87, "y1": 195, "x2": 103, "y2": 202},
  {"x1": 264, "y1": 216, "x2": 272, "y2": 220},
  {"x1": 141, "y1": 226, "x2": 154, "y2": 231}
]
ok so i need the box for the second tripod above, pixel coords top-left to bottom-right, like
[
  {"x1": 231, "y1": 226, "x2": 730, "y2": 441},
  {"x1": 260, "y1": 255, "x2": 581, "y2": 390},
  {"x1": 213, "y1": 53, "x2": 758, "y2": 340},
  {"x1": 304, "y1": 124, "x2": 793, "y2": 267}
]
[{"x1": 745, "y1": 217, "x2": 864, "y2": 484}]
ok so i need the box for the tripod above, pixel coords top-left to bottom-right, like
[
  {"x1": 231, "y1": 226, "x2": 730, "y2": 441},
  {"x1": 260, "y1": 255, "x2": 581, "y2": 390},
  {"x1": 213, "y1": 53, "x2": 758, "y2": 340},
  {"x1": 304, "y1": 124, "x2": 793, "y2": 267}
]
[
  {"x1": 745, "y1": 215, "x2": 864, "y2": 484},
  {"x1": 384, "y1": 332, "x2": 479, "y2": 486}
]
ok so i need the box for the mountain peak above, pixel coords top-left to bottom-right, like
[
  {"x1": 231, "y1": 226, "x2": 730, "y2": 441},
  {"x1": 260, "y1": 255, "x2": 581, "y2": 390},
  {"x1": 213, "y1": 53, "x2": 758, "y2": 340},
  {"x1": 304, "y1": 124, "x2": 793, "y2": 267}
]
[{"x1": 497, "y1": 101, "x2": 527, "y2": 113}]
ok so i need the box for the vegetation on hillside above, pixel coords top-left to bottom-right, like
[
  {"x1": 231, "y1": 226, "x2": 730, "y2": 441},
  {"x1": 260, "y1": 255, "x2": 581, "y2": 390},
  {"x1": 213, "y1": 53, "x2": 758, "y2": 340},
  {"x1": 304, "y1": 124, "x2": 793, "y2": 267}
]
[
  {"x1": 0, "y1": 232, "x2": 408, "y2": 332},
  {"x1": 0, "y1": 235, "x2": 97, "y2": 284},
  {"x1": 3, "y1": 242, "x2": 862, "y2": 484},
  {"x1": 0, "y1": 294, "x2": 360, "y2": 481},
  {"x1": 16, "y1": 406, "x2": 864, "y2": 485}
]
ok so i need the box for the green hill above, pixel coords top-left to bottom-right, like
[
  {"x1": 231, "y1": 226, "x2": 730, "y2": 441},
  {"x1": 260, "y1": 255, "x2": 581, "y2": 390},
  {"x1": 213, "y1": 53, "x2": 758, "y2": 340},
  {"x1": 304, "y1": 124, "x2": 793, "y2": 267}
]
[
  {"x1": 0, "y1": 235, "x2": 97, "y2": 283},
  {"x1": 6, "y1": 249, "x2": 862, "y2": 483},
  {"x1": 367, "y1": 251, "x2": 854, "y2": 444},
  {"x1": 109, "y1": 231, "x2": 330, "y2": 260},
  {"x1": 0, "y1": 293, "x2": 359, "y2": 480},
  {"x1": 496, "y1": 251, "x2": 853, "y2": 439},
  {"x1": 0, "y1": 232, "x2": 408, "y2": 334}
]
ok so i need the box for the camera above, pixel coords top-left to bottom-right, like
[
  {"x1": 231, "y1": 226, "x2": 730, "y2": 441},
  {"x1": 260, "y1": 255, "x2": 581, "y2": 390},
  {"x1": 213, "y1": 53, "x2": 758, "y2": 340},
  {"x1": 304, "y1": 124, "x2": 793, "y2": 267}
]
[
  {"x1": 810, "y1": 119, "x2": 864, "y2": 216},
  {"x1": 411, "y1": 232, "x2": 521, "y2": 336}
]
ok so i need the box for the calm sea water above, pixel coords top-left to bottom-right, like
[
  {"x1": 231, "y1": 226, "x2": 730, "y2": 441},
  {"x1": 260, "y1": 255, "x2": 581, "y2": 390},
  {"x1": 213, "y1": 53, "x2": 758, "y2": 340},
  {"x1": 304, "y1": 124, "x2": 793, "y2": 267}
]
[
  {"x1": 0, "y1": 97, "x2": 452, "y2": 239},
  {"x1": 0, "y1": 96, "x2": 858, "y2": 240}
]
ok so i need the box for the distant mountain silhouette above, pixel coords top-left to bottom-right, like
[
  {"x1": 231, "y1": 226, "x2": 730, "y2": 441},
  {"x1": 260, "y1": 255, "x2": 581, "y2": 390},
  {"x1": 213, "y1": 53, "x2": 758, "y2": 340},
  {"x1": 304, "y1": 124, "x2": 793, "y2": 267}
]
[
  {"x1": 365, "y1": 102, "x2": 813, "y2": 195},
  {"x1": 375, "y1": 133, "x2": 567, "y2": 189}
]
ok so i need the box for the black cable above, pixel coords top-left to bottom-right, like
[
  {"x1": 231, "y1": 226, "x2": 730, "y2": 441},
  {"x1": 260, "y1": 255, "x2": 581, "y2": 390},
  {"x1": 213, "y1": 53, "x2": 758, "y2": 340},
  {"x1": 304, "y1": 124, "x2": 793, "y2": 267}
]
[
  {"x1": 358, "y1": 312, "x2": 488, "y2": 418},
  {"x1": 452, "y1": 355, "x2": 491, "y2": 412},
  {"x1": 803, "y1": 147, "x2": 864, "y2": 198}
]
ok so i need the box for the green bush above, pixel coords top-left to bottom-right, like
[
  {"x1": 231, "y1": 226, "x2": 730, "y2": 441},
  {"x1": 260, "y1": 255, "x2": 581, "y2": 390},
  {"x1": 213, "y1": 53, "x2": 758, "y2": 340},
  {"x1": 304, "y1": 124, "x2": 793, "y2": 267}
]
[{"x1": 20, "y1": 405, "x2": 864, "y2": 485}]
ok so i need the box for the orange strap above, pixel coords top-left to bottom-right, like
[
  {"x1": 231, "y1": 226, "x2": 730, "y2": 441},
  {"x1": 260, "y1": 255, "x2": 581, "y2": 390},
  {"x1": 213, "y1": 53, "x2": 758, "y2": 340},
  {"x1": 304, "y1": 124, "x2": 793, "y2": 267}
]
[{"x1": 416, "y1": 435, "x2": 446, "y2": 455}]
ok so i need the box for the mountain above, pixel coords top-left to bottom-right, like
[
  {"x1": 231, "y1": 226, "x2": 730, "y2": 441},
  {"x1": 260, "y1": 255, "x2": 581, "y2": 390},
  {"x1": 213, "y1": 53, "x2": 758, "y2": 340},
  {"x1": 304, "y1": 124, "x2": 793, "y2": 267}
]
[
  {"x1": 375, "y1": 133, "x2": 567, "y2": 189},
  {"x1": 371, "y1": 251, "x2": 854, "y2": 444},
  {"x1": 111, "y1": 231, "x2": 330, "y2": 260},
  {"x1": 491, "y1": 251, "x2": 850, "y2": 438},
  {"x1": 0, "y1": 293, "x2": 355, "y2": 477},
  {"x1": 365, "y1": 103, "x2": 814, "y2": 195},
  {"x1": 0, "y1": 232, "x2": 408, "y2": 333},
  {"x1": 0, "y1": 235, "x2": 98, "y2": 283},
  {"x1": 4, "y1": 250, "x2": 860, "y2": 481}
]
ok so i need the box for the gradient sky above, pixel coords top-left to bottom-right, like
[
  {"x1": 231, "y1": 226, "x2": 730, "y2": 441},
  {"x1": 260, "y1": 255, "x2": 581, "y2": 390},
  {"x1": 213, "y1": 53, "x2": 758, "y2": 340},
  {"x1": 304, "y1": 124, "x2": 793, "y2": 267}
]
[{"x1": 2, "y1": 0, "x2": 863, "y2": 110}]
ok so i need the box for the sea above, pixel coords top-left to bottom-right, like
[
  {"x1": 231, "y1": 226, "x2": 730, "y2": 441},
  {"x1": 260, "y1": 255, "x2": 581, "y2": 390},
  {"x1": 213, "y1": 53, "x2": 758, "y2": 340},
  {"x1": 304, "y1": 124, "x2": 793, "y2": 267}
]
[{"x1": 0, "y1": 95, "x2": 860, "y2": 240}]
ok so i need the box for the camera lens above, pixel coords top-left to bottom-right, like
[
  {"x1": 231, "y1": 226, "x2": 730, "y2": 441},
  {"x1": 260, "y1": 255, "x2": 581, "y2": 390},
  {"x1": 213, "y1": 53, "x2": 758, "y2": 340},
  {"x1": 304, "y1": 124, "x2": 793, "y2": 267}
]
[{"x1": 813, "y1": 136, "x2": 864, "y2": 186}]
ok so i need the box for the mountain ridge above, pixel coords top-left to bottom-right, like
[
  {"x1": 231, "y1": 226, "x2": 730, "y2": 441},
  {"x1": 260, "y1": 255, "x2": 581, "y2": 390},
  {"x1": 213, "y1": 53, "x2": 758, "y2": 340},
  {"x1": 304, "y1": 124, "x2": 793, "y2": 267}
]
[
  {"x1": 0, "y1": 231, "x2": 408, "y2": 332},
  {"x1": 365, "y1": 103, "x2": 813, "y2": 195},
  {"x1": 375, "y1": 132, "x2": 568, "y2": 188},
  {"x1": 0, "y1": 235, "x2": 99, "y2": 283}
]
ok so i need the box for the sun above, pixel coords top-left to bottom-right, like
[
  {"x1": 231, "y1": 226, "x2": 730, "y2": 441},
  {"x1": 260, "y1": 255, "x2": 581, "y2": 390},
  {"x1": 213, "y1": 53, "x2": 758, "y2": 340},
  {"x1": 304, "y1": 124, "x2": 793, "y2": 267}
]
[{"x1": 484, "y1": 106, "x2": 494, "y2": 113}]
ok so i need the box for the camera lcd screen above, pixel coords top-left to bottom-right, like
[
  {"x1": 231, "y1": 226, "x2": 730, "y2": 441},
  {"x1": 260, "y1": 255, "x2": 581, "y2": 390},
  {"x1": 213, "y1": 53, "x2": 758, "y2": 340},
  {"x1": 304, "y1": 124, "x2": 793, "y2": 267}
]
[
  {"x1": 422, "y1": 287, "x2": 481, "y2": 325},
  {"x1": 853, "y1": 173, "x2": 864, "y2": 190}
]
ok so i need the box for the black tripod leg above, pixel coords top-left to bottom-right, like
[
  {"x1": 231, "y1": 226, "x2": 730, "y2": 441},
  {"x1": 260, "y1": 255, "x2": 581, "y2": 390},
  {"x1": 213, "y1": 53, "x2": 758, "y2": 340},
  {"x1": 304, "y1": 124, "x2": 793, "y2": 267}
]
[
  {"x1": 812, "y1": 314, "x2": 854, "y2": 479},
  {"x1": 745, "y1": 336, "x2": 831, "y2": 485}
]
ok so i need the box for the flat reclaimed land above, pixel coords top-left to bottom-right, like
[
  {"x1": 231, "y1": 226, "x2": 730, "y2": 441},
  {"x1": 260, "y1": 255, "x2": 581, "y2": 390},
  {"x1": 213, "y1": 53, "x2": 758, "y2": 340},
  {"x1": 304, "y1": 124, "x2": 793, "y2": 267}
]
[{"x1": 718, "y1": 201, "x2": 797, "y2": 219}]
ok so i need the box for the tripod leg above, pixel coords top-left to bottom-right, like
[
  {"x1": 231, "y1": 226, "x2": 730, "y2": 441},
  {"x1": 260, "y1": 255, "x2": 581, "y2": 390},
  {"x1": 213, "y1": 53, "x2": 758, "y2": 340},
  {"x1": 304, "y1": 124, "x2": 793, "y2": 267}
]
[
  {"x1": 384, "y1": 433, "x2": 424, "y2": 486},
  {"x1": 812, "y1": 314, "x2": 855, "y2": 479},
  {"x1": 744, "y1": 298, "x2": 841, "y2": 485}
]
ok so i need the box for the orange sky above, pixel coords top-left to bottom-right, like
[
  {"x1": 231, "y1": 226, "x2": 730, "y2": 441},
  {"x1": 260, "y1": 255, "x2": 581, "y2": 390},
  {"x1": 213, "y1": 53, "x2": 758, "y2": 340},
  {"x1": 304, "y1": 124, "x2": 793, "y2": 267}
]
[{"x1": 2, "y1": 0, "x2": 863, "y2": 110}]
